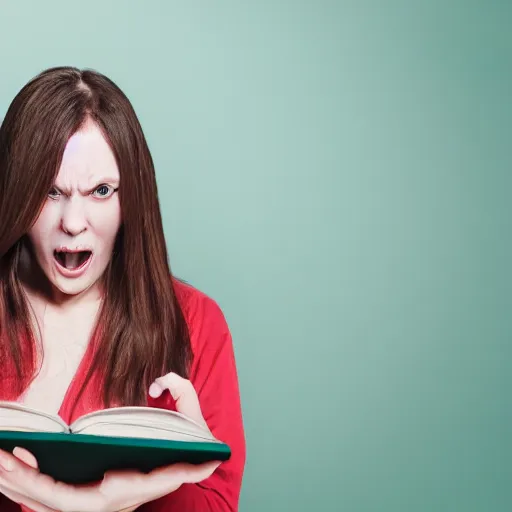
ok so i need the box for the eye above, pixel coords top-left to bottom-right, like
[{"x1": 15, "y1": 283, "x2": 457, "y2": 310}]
[
  {"x1": 48, "y1": 187, "x2": 60, "y2": 200},
  {"x1": 92, "y1": 184, "x2": 117, "y2": 199}
]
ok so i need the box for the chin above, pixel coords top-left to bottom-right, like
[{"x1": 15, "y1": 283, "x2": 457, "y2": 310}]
[
  {"x1": 52, "y1": 279, "x2": 95, "y2": 297},
  {"x1": 48, "y1": 272, "x2": 102, "y2": 299}
]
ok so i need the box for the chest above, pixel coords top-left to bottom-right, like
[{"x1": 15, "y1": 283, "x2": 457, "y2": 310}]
[{"x1": 18, "y1": 303, "x2": 100, "y2": 415}]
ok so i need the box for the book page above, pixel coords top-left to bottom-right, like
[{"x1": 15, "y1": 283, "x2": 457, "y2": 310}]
[
  {"x1": 0, "y1": 401, "x2": 70, "y2": 433},
  {"x1": 70, "y1": 406, "x2": 219, "y2": 442}
]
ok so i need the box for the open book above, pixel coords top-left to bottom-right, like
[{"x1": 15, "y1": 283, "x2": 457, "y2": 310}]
[
  {"x1": 0, "y1": 401, "x2": 230, "y2": 484},
  {"x1": 0, "y1": 401, "x2": 219, "y2": 442}
]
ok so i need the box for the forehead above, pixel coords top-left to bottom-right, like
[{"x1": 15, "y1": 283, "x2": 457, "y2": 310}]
[{"x1": 56, "y1": 121, "x2": 119, "y2": 183}]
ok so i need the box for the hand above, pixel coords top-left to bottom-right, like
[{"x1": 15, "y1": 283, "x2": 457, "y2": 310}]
[{"x1": 0, "y1": 372, "x2": 221, "y2": 512}]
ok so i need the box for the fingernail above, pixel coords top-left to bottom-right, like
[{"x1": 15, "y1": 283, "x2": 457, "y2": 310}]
[{"x1": 149, "y1": 383, "x2": 161, "y2": 398}]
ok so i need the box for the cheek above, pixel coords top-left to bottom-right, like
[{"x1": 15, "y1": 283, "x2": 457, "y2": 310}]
[
  {"x1": 90, "y1": 203, "x2": 122, "y2": 243},
  {"x1": 27, "y1": 205, "x2": 58, "y2": 246}
]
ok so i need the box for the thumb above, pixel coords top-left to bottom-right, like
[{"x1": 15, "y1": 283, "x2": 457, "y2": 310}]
[
  {"x1": 149, "y1": 373, "x2": 208, "y2": 429},
  {"x1": 13, "y1": 447, "x2": 39, "y2": 469}
]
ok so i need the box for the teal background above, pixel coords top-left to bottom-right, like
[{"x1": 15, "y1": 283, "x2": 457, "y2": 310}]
[{"x1": 1, "y1": 1, "x2": 511, "y2": 510}]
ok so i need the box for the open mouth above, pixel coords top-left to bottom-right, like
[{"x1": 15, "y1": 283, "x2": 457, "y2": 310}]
[{"x1": 53, "y1": 250, "x2": 93, "y2": 271}]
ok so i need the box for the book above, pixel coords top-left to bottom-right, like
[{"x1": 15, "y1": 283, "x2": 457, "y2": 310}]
[{"x1": 0, "y1": 401, "x2": 231, "y2": 484}]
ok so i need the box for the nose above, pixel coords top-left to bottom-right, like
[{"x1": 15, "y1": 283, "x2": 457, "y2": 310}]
[{"x1": 60, "y1": 197, "x2": 88, "y2": 236}]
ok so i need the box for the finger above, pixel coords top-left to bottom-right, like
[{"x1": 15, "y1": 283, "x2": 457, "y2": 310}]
[
  {"x1": 169, "y1": 461, "x2": 221, "y2": 484},
  {"x1": 0, "y1": 453, "x2": 108, "y2": 512},
  {"x1": 0, "y1": 448, "x2": 15, "y2": 471},
  {"x1": 134, "y1": 461, "x2": 220, "y2": 497},
  {"x1": 51, "y1": 479, "x2": 106, "y2": 512},
  {"x1": 0, "y1": 455, "x2": 101, "y2": 512},
  {"x1": 146, "y1": 461, "x2": 220, "y2": 502},
  {"x1": 100, "y1": 460, "x2": 221, "y2": 509},
  {"x1": 149, "y1": 372, "x2": 207, "y2": 428},
  {"x1": 0, "y1": 457, "x2": 59, "y2": 508},
  {"x1": 0, "y1": 482, "x2": 58, "y2": 512},
  {"x1": 13, "y1": 447, "x2": 39, "y2": 469}
]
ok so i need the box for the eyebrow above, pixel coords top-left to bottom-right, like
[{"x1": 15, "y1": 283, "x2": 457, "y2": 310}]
[
  {"x1": 53, "y1": 178, "x2": 120, "y2": 194},
  {"x1": 88, "y1": 177, "x2": 120, "y2": 188}
]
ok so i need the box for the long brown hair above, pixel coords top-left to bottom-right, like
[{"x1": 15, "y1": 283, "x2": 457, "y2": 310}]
[{"x1": 0, "y1": 66, "x2": 192, "y2": 406}]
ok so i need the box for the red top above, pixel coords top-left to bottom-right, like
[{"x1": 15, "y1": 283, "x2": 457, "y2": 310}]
[{"x1": 1, "y1": 279, "x2": 246, "y2": 511}]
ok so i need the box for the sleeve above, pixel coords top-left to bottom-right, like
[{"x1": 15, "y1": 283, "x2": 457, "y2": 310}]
[{"x1": 141, "y1": 290, "x2": 246, "y2": 511}]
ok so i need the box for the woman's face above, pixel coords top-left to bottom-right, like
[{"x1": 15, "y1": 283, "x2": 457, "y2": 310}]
[{"x1": 27, "y1": 120, "x2": 122, "y2": 301}]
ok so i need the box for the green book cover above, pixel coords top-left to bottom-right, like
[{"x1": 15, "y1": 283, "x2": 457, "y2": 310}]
[{"x1": 0, "y1": 402, "x2": 231, "y2": 484}]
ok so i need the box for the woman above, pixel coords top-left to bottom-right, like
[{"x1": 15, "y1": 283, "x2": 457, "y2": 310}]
[{"x1": 0, "y1": 67, "x2": 245, "y2": 511}]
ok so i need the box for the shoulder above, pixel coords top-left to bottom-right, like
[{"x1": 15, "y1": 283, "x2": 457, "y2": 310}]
[
  {"x1": 171, "y1": 277, "x2": 231, "y2": 354},
  {"x1": 172, "y1": 277, "x2": 228, "y2": 327}
]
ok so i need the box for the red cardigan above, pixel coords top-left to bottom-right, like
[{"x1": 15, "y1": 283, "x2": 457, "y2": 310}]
[{"x1": 0, "y1": 279, "x2": 246, "y2": 511}]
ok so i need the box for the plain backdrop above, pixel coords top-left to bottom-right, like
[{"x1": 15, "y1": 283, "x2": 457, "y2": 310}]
[{"x1": 1, "y1": 1, "x2": 511, "y2": 510}]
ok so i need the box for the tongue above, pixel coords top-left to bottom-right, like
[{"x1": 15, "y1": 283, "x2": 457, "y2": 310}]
[
  {"x1": 62, "y1": 251, "x2": 90, "y2": 270},
  {"x1": 64, "y1": 253, "x2": 82, "y2": 269}
]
